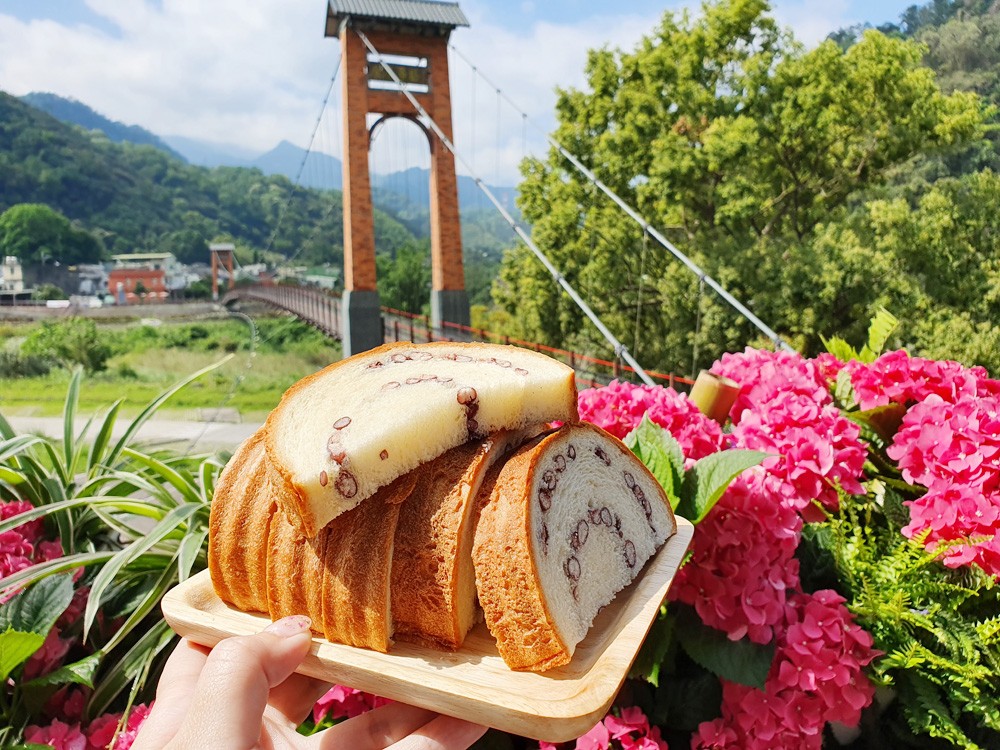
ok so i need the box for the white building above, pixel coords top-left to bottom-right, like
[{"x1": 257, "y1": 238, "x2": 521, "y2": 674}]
[{"x1": 1, "y1": 256, "x2": 25, "y2": 292}]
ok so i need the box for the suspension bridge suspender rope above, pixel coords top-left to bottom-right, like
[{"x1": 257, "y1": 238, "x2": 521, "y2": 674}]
[
  {"x1": 447, "y1": 44, "x2": 792, "y2": 354},
  {"x1": 261, "y1": 53, "x2": 343, "y2": 262},
  {"x1": 354, "y1": 29, "x2": 656, "y2": 386}
]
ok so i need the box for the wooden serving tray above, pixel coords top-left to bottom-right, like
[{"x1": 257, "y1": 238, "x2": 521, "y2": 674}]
[{"x1": 161, "y1": 517, "x2": 693, "y2": 742}]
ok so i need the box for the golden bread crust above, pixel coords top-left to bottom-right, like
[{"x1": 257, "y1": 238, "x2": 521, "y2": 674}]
[
  {"x1": 472, "y1": 435, "x2": 571, "y2": 672},
  {"x1": 320, "y1": 472, "x2": 417, "y2": 652},
  {"x1": 391, "y1": 441, "x2": 484, "y2": 650},
  {"x1": 208, "y1": 429, "x2": 274, "y2": 614},
  {"x1": 265, "y1": 507, "x2": 328, "y2": 627}
]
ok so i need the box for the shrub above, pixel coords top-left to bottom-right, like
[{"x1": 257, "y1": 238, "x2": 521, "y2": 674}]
[{"x1": 20, "y1": 318, "x2": 111, "y2": 373}]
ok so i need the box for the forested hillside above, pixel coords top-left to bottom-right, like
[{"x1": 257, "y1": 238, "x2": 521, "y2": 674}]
[
  {"x1": 0, "y1": 91, "x2": 413, "y2": 266},
  {"x1": 495, "y1": 0, "x2": 1000, "y2": 376}
]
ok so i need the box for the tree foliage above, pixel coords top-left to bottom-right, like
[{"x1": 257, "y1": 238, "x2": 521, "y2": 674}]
[
  {"x1": 0, "y1": 92, "x2": 413, "y2": 268},
  {"x1": 0, "y1": 203, "x2": 103, "y2": 265},
  {"x1": 496, "y1": 0, "x2": 986, "y2": 376},
  {"x1": 376, "y1": 241, "x2": 431, "y2": 315}
]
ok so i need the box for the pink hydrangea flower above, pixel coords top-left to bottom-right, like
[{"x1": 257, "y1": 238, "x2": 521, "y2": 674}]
[
  {"x1": 711, "y1": 349, "x2": 831, "y2": 425},
  {"x1": 111, "y1": 704, "x2": 152, "y2": 750},
  {"x1": 576, "y1": 720, "x2": 611, "y2": 750},
  {"x1": 1, "y1": 499, "x2": 45, "y2": 541},
  {"x1": 45, "y1": 686, "x2": 88, "y2": 723},
  {"x1": 312, "y1": 685, "x2": 391, "y2": 724},
  {"x1": 887, "y1": 393, "x2": 1000, "y2": 574},
  {"x1": 577, "y1": 380, "x2": 724, "y2": 460},
  {"x1": 85, "y1": 713, "x2": 121, "y2": 750},
  {"x1": 24, "y1": 719, "x2": 88, "y2": 750},
  {"x1": 670, "y1": 474, "x2": 802, "y2": 644},
  {"x1": 1, "y1": 528, "x2": 34, "y2": 579},
  {"x1": 847, "y1": 350, "x2": 991, "y2": 411},
  {"x1": 730, "y1": 391, "x2": 867, "y2": 516},
  {"x1": 23, "y1": 627, "x2": 72, "y2": 680},
  {"x1": 694, "y1": 591, "x2": 876, "y2": 748}
]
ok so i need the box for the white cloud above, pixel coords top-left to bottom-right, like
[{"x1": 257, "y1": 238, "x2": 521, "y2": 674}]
[{"x1": 0, "y1": 0, "x2": 890, "y2": 187}]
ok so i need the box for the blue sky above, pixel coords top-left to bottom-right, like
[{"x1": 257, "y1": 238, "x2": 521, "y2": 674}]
[{"x1": 0, "y1": 1, "x2": 921, "y2": 183}]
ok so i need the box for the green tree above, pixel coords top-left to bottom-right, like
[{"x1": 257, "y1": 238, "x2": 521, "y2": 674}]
[
  {"x1": 496, "y1": 0, "x2": 984, "y2": 375},
  {"x1": 376, "y1": 241, "x2": 431, "y2": 314},
  {"x1": 0, "y1": 203, "x2": 103, "y2": 264},
  {"x1": 20, "y1": 318, "x2": 111, "y2": 372}
]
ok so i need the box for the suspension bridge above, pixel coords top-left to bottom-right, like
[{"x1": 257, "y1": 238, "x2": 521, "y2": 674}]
[{"x1": 216, "y1": 0, "x2": 789, "y2": 390}]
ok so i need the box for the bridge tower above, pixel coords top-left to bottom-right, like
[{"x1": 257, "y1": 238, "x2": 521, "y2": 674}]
[{"x1": 326, "y1": 0, "x2": 471, "y2": 356}]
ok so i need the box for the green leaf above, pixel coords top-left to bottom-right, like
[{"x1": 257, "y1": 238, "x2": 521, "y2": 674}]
[
  {"x1": 62, "y1": 367, "x2": 82, "y2": 478},
  {"x1": 0, "y1": 574, "x2": 73, "y2": 635},
  {"x1": 675, "y1": 606, "x2": 775, "y2": 689},
  {"x1": 83, "y1": 503, "x2": 201, "y2": 637},
  {"x1": 859, "y1": 307, "x2": 899, "y2": 362},
  {"x1": 87, "y1": 400, "x2": 123, "y2": 478},
  {"x1": 0, "y1": 629, "x2": 46, "y2": 681},
  {"x1": 629, "y1": 606, "x2": 675, "y2": 686},
  {"x1": 822, "y1": 334, "x2": 857, "y2": 363},
  {"x1": 678, "y1": 450, "x2": 769, "y2": 522},
  {"x1": 24, "y1": 651, "x2": 103, "y2": 688},
  {"x1": 623, "y1": 414, "x2": 685, "y2": 507},
  {"x1": 105, "y1": 355, "x2": 233, "y2": 468}
]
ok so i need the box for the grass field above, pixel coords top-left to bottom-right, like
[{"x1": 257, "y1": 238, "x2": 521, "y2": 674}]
[{"x1": 0, "y1": 314, "x2": 342, "y2": 422}]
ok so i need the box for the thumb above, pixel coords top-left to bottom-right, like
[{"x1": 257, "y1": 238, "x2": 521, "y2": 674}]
[{"x1": 169, "y1": 615, "x2": 313, "y2": 749}]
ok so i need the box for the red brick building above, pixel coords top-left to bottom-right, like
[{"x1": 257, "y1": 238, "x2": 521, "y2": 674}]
[{"x1": 108, "y1": 268, "x2": 167, "y2": 305}]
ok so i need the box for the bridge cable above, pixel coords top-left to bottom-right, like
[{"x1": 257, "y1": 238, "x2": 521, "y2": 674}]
[
  {"x1": 355, "y1": 29, "x2": 656, "y2": 385},
  {"x1": 447, "y1": 43, "x2": 791, "y2": 354},
  {"x1": 262, "y1": 52, "x2": 343, "y2": 264}
]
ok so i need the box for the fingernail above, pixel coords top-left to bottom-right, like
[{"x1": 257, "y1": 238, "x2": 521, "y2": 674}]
[{"x1": 264, "y1": 615, "x2": 312, "y2": 637}]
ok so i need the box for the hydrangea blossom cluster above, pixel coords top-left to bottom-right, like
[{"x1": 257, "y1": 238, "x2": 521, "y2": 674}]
[
  {"x1": 729, "y1": 390, "x2": 867, "y2": 517},
  {"x1": 712, "y1": 349, "x2": 867, "y2": 517},
  {"x1": 312, "y1": 685, "x2": 392, "y2": 724},
  {"x1": 576, "y1": 380, "x2": 724, "y2": 460},
  {"x1": 693, "y1": 591, "x2": 876, "y2": 749},
  {"x1": 24, "y1": 702, "x2": 151, "y2": 750},
  {"x1": 847, "y1": 350, "x2": 996, "y2": 410},
  {"x1": 1, "y1": 499, "x2": 45, "y2": 589},
  {"x1": 887, "y1": 392, "x2": 1000, "y2": 573},
  {"x1": 670, "y1": 474, "x2": 802, "y2": 644},
  {"x1": 711, "y1": 349, "x2": 831, "y2": 425},
  {"x1": 540, "y1": 706, "x2": 668, "y2": 750}
]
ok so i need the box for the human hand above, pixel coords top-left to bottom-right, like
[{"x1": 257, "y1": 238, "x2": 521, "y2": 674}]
[{"x1": 132, "y1": 616, "x2": 488, "y2": 749}]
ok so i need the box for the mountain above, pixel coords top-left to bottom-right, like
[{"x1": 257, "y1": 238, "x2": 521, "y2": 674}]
[
  {"x1": 20, "y1": 92, "x2": 185, "y2": 161},
  {"x1": 161, "y1": 134, "x2": 259, "y2": 168},
  {"x1": 250, "y1": 140, "x2": 343, "y2": 191},
  {"x1": 0, "y1": 90, "x2": 415, "y2": 267}
]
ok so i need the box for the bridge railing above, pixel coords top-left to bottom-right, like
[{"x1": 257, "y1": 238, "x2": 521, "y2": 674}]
[
  {"x1": 381, "y1": 306, "x2": 694, "y2": 391},
  {"x1": 224, "y1": 284, "x2": 693, "y2": 391}
]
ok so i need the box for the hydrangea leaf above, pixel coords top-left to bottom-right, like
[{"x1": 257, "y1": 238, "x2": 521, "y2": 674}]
[
  {"x1": 624, "y1": 414, "x2": 685, "y2": 509},
  {"x1": 676, "y1": 606, "x2": 774, "y2": 690},
  {"x1": 678, "y1": 450, "x2": 769, "y2": 523},
  {"x1": 23, "y1": 651, "x2": 103, "y2": 689},
  {"x1": 0, "y1": 629, "x2": 46, "y2": 682},
  {"x1": 0, "y1": 574, "x2": 73, "y2": 636}
]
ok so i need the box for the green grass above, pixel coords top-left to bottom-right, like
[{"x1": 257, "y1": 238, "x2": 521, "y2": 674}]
[{"x1": 0, "y1": 316, "x2": 342, "y2": 421}]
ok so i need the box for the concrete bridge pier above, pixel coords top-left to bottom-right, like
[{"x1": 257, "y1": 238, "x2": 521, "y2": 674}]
[{"x1": 342, "y1": 289, "x2": 383, "y2": 356}]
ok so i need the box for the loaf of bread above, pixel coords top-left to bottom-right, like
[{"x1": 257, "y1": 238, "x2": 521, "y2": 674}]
[
  {"x1": 391, "y1": 429, "x2": 541, "y2": 650},
  {"x1": 264, "y1": 341, "x2": 578, "y2": 537},
  {"x1": 209, "y1": 343, "x2": 677, "y2": 673},
  {"x1": 472, "y1": 422, "x2": 677, "y2": 672}
]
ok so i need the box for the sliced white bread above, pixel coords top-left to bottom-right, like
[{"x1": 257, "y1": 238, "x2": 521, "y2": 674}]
[
  {"x1": 264, "y1": 342, "x2": 578, "y2": 537},
  {"x1": 472, "y1": 422, "x2": 677, "y2": 672},
  {"x1": 391, "y1": 429, "x2": 542, "y2": 650}
]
